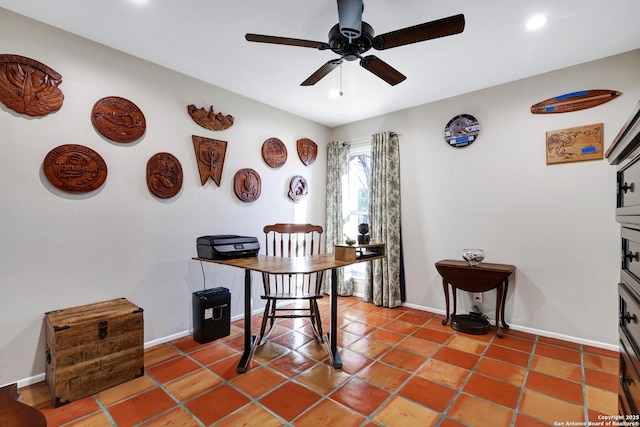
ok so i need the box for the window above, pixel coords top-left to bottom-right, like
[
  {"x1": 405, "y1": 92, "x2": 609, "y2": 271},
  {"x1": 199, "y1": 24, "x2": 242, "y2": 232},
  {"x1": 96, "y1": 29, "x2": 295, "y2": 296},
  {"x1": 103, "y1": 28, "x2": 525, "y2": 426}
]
[{"x1": 344, "y1": 141, "x2": 371, "y2": 288}]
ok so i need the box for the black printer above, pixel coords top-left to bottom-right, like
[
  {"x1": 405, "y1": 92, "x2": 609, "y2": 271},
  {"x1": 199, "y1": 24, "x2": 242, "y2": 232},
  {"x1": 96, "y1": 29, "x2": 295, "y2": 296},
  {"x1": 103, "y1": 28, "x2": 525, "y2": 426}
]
[{"x1": 196, "y1": 235, "x2": 260, "y2": 260}]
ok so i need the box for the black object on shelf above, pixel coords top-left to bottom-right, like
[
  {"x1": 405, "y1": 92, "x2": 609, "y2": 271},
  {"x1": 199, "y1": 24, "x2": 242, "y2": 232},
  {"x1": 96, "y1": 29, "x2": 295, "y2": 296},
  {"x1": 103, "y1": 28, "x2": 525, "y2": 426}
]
[{"x1": 192, "y1": 287, "x2": 231, "y2": 344}]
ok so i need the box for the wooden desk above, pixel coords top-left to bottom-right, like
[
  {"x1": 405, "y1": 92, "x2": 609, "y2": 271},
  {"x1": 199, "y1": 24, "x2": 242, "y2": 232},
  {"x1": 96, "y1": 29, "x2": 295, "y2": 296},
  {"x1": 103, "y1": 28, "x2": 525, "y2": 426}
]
[
  {"x1": 194, "y1": 252, "x2": 384, "y2": 372},
  {"x1": 435, "y1": 259, "x2": 516, "y2": 337}
]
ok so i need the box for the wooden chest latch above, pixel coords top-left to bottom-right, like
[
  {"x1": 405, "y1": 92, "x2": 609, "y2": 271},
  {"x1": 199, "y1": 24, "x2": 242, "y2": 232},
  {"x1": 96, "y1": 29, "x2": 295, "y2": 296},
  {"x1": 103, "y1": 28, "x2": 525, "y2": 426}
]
[{"x1": 98, "y1": 321, "x2": 108, "y2": 339}]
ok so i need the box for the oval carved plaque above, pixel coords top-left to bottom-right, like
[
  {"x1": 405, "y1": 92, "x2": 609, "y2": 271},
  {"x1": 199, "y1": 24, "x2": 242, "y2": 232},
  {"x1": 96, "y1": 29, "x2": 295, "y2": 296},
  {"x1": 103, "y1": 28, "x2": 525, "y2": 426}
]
[
  {"x1": 234, "y1": 168, "x2": 261, "y2": 202},
  {"x1": 146, "y1": 152, "x2": 183, "y2": 199},
  {"x1": 43, "y1": 144, "x2": 107, "y2": 193},
  {"x1": 262, "y1": 137, "x2": 287, "y2": 168},
  {"x1": 91, "y1": 96, "x2": 146, "y2": 143}
]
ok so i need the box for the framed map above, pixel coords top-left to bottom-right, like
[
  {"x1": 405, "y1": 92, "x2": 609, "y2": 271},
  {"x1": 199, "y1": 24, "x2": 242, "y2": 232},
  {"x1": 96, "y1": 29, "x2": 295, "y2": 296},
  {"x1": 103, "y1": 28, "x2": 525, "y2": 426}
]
[{"x1": 546, "y1": 123, "x2": 603, "y2": 165}]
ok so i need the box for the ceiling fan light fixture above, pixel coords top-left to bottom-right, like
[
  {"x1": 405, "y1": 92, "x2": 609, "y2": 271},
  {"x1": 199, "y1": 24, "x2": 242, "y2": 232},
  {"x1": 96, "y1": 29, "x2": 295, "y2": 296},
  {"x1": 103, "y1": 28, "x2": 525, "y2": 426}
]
[{"x1": 526, "y1": 14, "x2": 548, "y2": 31}]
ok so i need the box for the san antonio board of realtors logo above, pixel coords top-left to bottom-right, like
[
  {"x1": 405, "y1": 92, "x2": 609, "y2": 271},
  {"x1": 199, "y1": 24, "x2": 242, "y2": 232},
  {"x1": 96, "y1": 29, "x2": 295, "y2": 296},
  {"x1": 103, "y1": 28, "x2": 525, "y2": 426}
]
[{"x1": 43, "y1": 144, "x2": 108, "y2": 193}]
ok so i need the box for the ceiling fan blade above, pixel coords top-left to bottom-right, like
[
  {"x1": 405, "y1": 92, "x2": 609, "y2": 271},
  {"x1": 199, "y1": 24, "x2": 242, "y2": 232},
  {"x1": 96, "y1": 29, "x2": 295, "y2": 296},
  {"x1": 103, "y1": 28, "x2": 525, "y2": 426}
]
[
  {"x1": 360, "y1": 55, "x2": 406, "y2": 86},
  {"x1": 245, "y1": 33, "x2": 327, "y2": 49},
  {"x1": 337, "y1": 0, "x2": 363, "y2": 39},
  {"x1": 373, "y1": 14, "x2": 465, "y2": 50},
  {"x1": 301, "y1": 59, "x2": 343, "y2": 86}
]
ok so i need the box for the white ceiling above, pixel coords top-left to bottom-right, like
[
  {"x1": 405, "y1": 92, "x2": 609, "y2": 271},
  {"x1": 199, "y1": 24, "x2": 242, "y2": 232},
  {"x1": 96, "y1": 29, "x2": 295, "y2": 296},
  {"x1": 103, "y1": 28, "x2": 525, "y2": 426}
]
[{"x1": 1, "y1": 0, "x2": 639, "y2": 128}]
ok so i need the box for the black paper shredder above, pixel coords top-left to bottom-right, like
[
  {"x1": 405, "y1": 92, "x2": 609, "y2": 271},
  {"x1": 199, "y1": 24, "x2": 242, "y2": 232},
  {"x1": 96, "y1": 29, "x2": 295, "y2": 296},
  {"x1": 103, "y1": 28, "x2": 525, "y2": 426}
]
[{"x1": 192, "y1": 287, "x2": 231, "y2": 344}]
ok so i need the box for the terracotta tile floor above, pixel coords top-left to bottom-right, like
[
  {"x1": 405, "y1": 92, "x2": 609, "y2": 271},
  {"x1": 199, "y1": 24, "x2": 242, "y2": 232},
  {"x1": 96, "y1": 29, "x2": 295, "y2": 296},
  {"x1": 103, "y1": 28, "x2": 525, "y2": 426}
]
[{"x1": 19, "y1": 298, "x2": 619, "y2": 426}]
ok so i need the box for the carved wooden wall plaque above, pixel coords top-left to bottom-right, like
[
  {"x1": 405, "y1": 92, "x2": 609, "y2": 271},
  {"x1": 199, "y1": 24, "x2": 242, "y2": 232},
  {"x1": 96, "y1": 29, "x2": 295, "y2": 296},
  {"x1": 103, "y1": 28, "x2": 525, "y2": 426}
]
[
  {"x1": 192, "y1": 135, "x2": 227, "y2": 187},
  {"x1": 43, "y1": 144, "x2": 107, "y2": 193},
  {"x1": 296, "y1": 138, "x2": 317, "y2": 166},
  {"x1": 187, "y1": 104, "x2": 234, "y2": 131},
  {"x1": 288, "y1": 175, "x2": 308, "y2": 201},
  {"x1": 146, "y1": 152, "x2": 183, "y2": 199},
  {"x1": 546, "y1": 123, "x2": 603, "y2": 165},
  {"x1": 262, "y1": 137, "x2": 287, "y2": 168},
  {"x1": 0, "y1": 54, "x2": 64, "y2": 116},
  {"x1": 234, "y1": 168, "x2": 261, "y2": 202},
  {"x1": 91, "y1": 96, "x2": 146, "y2": 143}
]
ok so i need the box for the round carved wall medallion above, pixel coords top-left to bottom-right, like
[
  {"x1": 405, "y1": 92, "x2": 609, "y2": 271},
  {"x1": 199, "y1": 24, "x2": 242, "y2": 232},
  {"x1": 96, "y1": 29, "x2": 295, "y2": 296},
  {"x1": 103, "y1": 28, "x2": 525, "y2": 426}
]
[
  {"x1": 262, "y1": 137, "x2": 287, "y2": 168},
  {"x1": 288, "y1": 175, "x2": 308, "y2": 202},
  {"x1": 43, "y1": 144, "x2": 107, "y2": 194},
  {"x1": 146, "y1": 152, "x2": 183, "y2": 199},
  {"x1": 234, "y1": 168, "x2": 261, "y2": 202},
  {"x1": 91, "y1": 96, "x2": 146, "y2": 143}
]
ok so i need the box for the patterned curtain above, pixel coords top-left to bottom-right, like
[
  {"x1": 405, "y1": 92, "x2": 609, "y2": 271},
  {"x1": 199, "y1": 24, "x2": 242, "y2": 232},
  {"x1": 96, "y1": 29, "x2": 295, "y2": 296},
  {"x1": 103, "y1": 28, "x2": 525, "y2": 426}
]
[
  {"x1": 365, "y1": 131, "x2": 404, "y2": 307},
  {"x1": 325, "y1": 140, "x2": 352, "y2": 295}
]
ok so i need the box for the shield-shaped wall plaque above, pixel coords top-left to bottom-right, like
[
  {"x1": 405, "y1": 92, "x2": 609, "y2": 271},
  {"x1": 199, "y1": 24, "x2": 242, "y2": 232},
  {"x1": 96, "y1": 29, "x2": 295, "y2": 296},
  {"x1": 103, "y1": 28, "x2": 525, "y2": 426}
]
[{"x1": 296, "y1": 138, "x2": 317, "y2": 166}]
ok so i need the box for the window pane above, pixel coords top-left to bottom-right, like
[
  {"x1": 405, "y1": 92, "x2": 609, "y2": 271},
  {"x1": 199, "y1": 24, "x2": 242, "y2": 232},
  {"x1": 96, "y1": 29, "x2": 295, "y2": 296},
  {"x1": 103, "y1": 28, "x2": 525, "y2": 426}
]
[{"x1": 345, "y1": 152, "x2": 371, "y2": 240}]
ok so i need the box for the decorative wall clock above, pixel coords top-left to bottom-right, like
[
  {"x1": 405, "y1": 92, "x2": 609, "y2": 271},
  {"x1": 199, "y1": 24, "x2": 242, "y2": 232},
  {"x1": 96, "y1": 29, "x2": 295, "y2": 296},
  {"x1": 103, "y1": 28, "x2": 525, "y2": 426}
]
[
  {"x1": 192, "y1": 135, "x2": 227, "y2": 187},
  {"x1": 234, "y1": 168, "x2": 261, "y2": 202},
  {"x1": 187, "y1": 104, "x2": 234, "y2": 131},
  {"x1": 146, "y1": 152, "x2": 183, "y2": 198},
  {"x1": 262, "y1": 137, "x2": 287, "y2": 168},
  {"x1": 43, "y1": 144, "x2": 107, "y2": 194},
  {"x1": 288, "y1": 175, "x2": 308, "y2": 201},
  {"x1": 0, "y1": 54, "x2": 64, "y2": 116},
  {"x1": 296, "y1": 138, "x2": 317, "y2": 166},
  {"x1": 91, "y1": 96, "x2": 146, "y2": 143},
  {"x1": 444, "y1": 114, "x2": 480, "y2": 148}
]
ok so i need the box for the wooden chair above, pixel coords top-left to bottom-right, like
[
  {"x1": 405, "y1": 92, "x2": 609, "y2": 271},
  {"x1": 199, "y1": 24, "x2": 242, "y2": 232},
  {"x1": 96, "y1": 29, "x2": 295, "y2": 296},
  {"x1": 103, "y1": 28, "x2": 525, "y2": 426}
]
[
  {"x1": 0, "y1": 383, "x2": 47, "y2": 427},
  {"x1": 260, "y1": 223, "x2": 325, "y2": 343}
]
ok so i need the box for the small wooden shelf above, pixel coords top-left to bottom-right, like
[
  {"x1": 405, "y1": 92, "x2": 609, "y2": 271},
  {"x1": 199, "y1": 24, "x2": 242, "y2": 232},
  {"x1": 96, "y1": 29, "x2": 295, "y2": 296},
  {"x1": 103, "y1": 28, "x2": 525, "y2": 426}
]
[{"x1": 334, "y1": 243, "x2": 385, "y2": 262}]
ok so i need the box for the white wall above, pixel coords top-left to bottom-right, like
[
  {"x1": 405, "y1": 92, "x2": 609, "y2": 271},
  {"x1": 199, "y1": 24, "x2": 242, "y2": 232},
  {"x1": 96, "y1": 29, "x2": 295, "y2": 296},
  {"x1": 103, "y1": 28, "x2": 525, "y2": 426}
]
[
  {"x1": 331, "y1": 49, "x2": 640, "y2": 348},
  {"x1": 0, "y1": 9, "x2": 330, "y2": 386}
]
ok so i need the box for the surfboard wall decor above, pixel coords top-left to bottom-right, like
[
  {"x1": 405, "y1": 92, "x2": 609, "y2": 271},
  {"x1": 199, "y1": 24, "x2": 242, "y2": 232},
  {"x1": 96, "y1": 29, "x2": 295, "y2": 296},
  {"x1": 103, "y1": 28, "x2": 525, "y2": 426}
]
[{"x1": 531, "y1": 90, "x2": 621, "y2": 114}]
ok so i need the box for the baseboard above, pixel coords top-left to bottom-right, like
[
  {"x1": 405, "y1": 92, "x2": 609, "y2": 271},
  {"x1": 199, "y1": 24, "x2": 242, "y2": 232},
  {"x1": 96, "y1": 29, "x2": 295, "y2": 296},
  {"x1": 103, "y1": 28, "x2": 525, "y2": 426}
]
[{"x1": 403, "y1": 302, "x2": 618, "y2": 352}]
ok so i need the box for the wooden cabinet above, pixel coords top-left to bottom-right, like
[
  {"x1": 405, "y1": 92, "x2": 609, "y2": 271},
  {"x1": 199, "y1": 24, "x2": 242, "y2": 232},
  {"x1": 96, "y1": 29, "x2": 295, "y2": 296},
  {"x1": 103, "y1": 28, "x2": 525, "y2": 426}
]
[{"x1": 606, "y1": 100, "x2": 640, "y2": 415}]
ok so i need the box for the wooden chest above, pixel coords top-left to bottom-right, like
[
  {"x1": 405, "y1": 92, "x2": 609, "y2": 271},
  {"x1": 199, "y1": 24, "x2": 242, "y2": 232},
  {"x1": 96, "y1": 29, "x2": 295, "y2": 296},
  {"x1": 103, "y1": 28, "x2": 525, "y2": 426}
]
[{"x1": 44, "y1": 298, "x2": 144, "y2": 407}]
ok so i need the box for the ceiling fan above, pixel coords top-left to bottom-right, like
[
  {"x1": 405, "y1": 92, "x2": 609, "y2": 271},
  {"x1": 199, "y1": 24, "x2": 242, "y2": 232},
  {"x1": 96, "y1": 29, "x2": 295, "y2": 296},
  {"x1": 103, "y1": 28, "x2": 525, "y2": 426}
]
[{"x1": 245, "y1": 0, "x2": 465, "y2": 86}]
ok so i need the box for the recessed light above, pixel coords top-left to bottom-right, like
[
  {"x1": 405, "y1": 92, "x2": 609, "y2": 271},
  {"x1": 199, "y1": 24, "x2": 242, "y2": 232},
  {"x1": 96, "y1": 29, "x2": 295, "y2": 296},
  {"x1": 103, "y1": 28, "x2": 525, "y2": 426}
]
[
  {"x1": 526, "y1": 14, "x2": 548, "y2": 31},
  {"x1": 130, "y1": 0, "x2": 149, "y2": 5}
]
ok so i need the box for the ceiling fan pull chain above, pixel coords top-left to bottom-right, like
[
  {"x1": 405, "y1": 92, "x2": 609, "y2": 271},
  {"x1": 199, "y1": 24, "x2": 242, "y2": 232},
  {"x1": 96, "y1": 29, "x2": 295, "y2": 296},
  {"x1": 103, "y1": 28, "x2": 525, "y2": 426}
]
[{"x1": 339, "y1": 62, "x2": 344, "y2": 96}]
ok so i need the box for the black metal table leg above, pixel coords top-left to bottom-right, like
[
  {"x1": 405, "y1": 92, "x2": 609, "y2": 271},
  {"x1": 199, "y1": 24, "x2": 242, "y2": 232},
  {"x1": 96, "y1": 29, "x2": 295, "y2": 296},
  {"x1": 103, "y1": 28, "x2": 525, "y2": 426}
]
[
  {"x1": 237, "y1": 268, "x2": 257, "y2": 373},
  {"x1": 326, "y1": 268, "x2": 342, "y2": 369}
]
